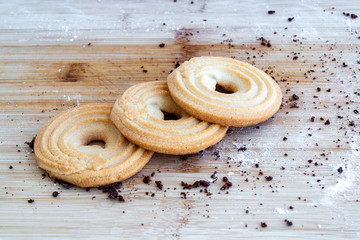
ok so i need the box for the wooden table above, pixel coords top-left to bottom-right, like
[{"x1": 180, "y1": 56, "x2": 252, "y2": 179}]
[{"x1": 1, "y1": 0, "x2": 359, "y2": 239}]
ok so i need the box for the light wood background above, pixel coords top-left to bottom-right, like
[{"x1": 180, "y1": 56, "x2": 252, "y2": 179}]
[{"x1": 1, "y1": 0, "x2": 359, "y2": 239}]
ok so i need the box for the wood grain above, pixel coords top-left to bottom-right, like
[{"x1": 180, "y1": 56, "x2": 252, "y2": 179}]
[{"x1": 1, "y1": 0, "x2": 359, "y2": 239}]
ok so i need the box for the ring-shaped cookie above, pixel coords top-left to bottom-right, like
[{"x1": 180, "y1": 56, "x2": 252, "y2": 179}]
[
  {"x1": 34, "y1": 103, "x2": 153, "y2": 187},
  {"x1": 110, "y1": 81, "x2": 228, "y2": 155},
  {"x1": 167, "y1": 56, "x2": 282, "y2": 127}
]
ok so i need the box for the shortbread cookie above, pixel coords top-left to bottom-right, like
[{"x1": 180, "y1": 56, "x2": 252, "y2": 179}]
[
  {"x1": 34, "y1": 103, "x2": 153, "y2": 187},
  {"x1": 110, "y1": 81, "x2": 228, "y2": 155},
  {"x1": 167, "y1": 57, "x2": 282, "y2": 127}
]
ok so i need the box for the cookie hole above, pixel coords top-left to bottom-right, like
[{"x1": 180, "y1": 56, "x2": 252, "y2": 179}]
[
  {"x1": 161, "y1": 110, "x2": 181, "y2": 120},
  {"x1": 215, "y1": 84, "x2": 234, "y2": 94},
  {"x1": 86, "y1": 140, "x2": 106, "y2": 148}
]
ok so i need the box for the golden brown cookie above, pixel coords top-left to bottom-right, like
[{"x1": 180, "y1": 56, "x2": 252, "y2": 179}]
[
  {"x1": 110, "y1": 81, "x2": 228, "y2": 155},
  {"x1": 34, "y1": 103, "x2": 153, "y2": 188},
  {"x1": 167, "y1": 56, "x2": 282, "y2": 127}
]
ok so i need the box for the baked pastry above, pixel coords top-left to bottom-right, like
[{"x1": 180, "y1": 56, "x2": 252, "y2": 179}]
[
  {"x1": 34, "y1": 103, "x2": 153, "y2": 187},
  {"x1": 110, "y1": 81, "x2": 228, "y2": 155},
  {"x1": 167, "y1": 56, "x2": 282, "y2": 127}
]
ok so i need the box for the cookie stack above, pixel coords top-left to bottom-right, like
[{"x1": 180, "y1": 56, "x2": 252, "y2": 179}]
[{"x1": 34, "y1": 57, "x2": 282, "y2": 187}]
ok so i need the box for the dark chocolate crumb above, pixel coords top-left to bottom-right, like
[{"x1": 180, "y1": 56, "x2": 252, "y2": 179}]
[
  {"x1": 143, "y1": 176, "x2": 151, "y2": 184},
  {"x1": 210, "y1": 171, "x2": 217, "y2": 179},
  {"x1": 268, "y1": 10, "x2": 276, "y2": 14},
  {"x1": 283, "y1": 137, "x2": 288, "y2": 141},
  {"x1": 28, "y1": 199, "x2": 35, "y2": 203},
  {"x1": 98, "y1": 185, "x2": 118, "y2": 199},
  {"x1": 257, "y1": 37, "x2": 271, "y2": 47},
  {"x1": 180, "y1": 192, "x2": 187, "y2": 199},
  {"x1": 337, "y1": 167, "x2": 343, "y2": 174},
  {"x1": 222, "y1": 177, "x2": 229, "y2": 182},
  {"x1": 324, "y1": 120, "x2": 330, "y2": 125},
  {"x1": 293, "y1": 56, "x2": 299, "y2": 60},
  {"x1": 288, "y1": 17, "x2": 294, "y2": 22},
  {"x1": 310, "y1": 116, "x2": 315, "y2": 122},
  {"x1": 261, "y1": 222, "x2": 267, "y2": 228},
  {"x1": 158, "y1": 43, "x2": 165, "y2": 48},
  {"x1": 290, "y1": 102, "x2": 299, "y2": 108},
  {"x1": 289, "y1": 206, "x2": 294, "y2": 210},
  {"x1": 238, "y1": 146, "x2": 247, "y2": 151},
  {"x1": 9, "y1": 165, "x2": 13, "y2": 169},
  {"x1": 151, "y1": 172, "x2": 155, "y2": 177},
  {"x1": 155, "y1": 181, "x2": 163, "y2": 190},
  {"x1": 354, "y1": 110, "x2": 359, "y2": 114},
  {"x1": 265, "y1": 176, "x2": 273, "y2": 181},
  {"x1": 175, "y1": 61, "x2": 180, "y2": 68},
  {"x1": 181, "y1": 181, "x2": 193, "y2": 189},
  {"x1": 182, "y1": 180, "x2": 210, "y2": 189},
  {"x1": 54, "y1": 179, "x2": 74, "y2": 189},
  {"x1": 196, "y1": 180, "x2": 210, "y2": 188},
  {"x1": 151, "y1": 193, "x2": 155, "y2": 197},
  {"x1": 220, "y1": 182, "x2": 232, "y2": 190},
  {"x1": 349, "y1": 121, "x2": 355, "y2": 126},
  {"x1": 292, "y1": 94, "x2": 299, "y2": 100},
  {"x1": 284, "y1": 219, "x2": 293, "y2": 226},
  {"x1": 213, "y1": 150, "x2": 220, "y2": 159},
  {"x1": 113, "y1": 182, "x2": 122, "y2": 189},
  {"x1": 118, "y1": 195, "x2": 125, "y2": 202},
  {"x1": 344, "y1": 12, "x2": 359, "y2": 19},
  {"x1": 107, "y1": 188, "x2": 118, "y2": 199},
  {"x1": 24, "y1": 136, "x2": 36, "y2": 152},
  {"x1": 52, "y1": 191, "x2": 59, "y2": 197}
]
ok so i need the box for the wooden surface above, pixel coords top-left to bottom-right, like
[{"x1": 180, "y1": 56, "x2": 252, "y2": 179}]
[{"x1": 1, "y1": 0, "x2": 360, "y2": 239}]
